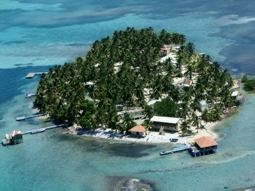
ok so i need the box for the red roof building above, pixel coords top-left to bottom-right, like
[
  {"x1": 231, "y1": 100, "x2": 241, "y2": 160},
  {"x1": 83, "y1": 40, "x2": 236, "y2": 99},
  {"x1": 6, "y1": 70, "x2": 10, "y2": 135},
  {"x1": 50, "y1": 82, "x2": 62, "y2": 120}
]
[
  {"x1": 195, "y1": 136, "x2": 217, "y2": 148},
  {"x1": 128, "y1": 125, "x2": 147, "y2": 137}
]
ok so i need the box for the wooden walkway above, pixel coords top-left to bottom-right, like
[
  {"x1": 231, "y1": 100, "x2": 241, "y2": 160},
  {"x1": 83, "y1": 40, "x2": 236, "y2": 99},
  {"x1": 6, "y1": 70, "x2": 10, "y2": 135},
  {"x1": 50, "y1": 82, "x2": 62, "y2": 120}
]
[
  {"x1": 16, "y1": 113, "x2": 45, "y2": 121},
  {"x1": 22, "y1": 124, "x2": 66, "y2": 135},
  {"x1": 25, "y1": 72, "x2": 48, "y2": 79},
  {"x1": 160, "y1": 144, "x2": 191, "y2": 156},
  {"x1": 25, "y1": 93, "x2": 36, "y2": 99}
]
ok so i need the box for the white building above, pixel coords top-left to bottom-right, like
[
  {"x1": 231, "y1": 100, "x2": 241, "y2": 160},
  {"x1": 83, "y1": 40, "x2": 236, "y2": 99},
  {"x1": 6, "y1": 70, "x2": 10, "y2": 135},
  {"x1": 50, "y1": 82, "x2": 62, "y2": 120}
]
[
  {"x1": 150, "y1": 116, "x2": 181, "y2": 132},
  {"x1": 231, "y1": 91, "x2": 239, "y2": 97},
  {"x1": 199, "y1": 100, "x2": 208, "y2": 112}
]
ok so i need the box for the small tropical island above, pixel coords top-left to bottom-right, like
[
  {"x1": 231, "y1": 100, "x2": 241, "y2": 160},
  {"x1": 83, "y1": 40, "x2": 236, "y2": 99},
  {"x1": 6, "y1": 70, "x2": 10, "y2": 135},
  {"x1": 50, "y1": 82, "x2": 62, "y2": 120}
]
[{"x1": 34, "y1": 27, "x2": 242, "y2": 144}]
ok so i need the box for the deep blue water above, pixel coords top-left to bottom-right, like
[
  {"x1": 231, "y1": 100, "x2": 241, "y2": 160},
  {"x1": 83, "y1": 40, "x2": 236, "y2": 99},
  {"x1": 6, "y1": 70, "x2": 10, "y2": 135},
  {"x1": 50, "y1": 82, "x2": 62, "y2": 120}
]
[
  {"x1": 1, "y1": 0, "x2": 255, "y2": 191},
  {"x1": 1, "y1": 0, "x2": 255, "y2": 73}
]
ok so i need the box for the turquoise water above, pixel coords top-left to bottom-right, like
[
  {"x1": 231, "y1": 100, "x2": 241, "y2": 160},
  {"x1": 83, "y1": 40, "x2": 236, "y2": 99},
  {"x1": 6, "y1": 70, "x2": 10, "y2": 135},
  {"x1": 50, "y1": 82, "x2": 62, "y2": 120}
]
[
  {"x1": 1, "y1": 0, "x2": 255, "y2": 190},
  {"x1": 2, "y1": 0, "x2": 255, "y2": 72},
  {"x1": 2, "y1": 74, "x2": 255, "y2": 191}
]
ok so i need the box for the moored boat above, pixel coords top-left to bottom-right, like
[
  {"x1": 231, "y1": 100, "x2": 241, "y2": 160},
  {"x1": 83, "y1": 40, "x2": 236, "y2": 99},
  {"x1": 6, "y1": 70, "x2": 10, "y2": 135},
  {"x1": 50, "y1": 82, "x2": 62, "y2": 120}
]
[{"x1": 169, "y1": 138, "x2": 178, "y2": 142}]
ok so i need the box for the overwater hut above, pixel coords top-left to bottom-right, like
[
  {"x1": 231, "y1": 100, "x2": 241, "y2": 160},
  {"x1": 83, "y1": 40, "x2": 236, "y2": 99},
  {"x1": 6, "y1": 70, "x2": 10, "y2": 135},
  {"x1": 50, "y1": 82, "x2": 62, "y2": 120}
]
[
  {"x1": 128, "y1": 125, "x2": 147, "y2": 137},
  {"x1": 150, "y1": 116, "x2": 181, "y2": 132},
  {"x1": 189, "y1": 136, "x2": 217, "y2": 157},
  {"x1": 2, "y1": 130, "x2": 23, "y2": 146}
]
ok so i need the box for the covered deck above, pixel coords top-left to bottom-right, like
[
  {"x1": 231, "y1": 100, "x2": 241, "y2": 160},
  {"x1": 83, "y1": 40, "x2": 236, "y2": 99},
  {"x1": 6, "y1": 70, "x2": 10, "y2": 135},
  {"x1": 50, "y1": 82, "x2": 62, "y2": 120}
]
[{"x1": 189, "y1": 136, "x2": 218, "y2": 157}]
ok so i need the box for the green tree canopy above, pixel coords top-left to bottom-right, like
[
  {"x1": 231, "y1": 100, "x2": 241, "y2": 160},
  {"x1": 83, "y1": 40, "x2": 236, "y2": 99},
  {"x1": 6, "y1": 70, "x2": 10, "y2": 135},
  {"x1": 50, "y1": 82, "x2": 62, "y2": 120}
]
[{"x1": 154, "y1": 98, "x2": 179, "y2": 117}]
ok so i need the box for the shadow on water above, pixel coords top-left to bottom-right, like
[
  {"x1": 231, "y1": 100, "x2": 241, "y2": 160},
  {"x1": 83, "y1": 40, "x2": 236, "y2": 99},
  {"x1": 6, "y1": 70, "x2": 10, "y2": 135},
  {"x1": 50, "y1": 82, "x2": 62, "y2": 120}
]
[{"x1": 54, "y1": 132, "x2": 157, "y2": 158}]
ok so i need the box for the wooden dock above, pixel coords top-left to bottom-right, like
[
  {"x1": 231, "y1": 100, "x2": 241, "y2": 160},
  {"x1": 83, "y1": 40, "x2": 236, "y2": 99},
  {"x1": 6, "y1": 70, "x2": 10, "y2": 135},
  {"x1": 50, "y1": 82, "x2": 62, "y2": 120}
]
[
  {"x1": 25, "y1": 93, "x2": 36, "y2": 99},
  {"x1": 25, "y1": 72, "x2": 48, "y2": 79},
  {"x1": 16, "y1": 113, "x2": 45, "y2": 121},
  {"x1": 160, "y1": 144, "x2": 190, "y2": 156},
  {"x1": 22, "y1": 124, "x2": 66, "y2": 135}
]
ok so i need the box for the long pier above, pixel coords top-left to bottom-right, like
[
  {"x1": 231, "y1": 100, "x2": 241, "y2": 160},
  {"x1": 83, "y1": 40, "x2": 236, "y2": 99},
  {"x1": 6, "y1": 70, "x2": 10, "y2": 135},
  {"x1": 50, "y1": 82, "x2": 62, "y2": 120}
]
[
  {"x1": 25, "y1": 72, "x2": 48, "y2": 79},
  {"x1": 25, "y1": 93, "x2": 36, "y2": 99},
  {"x1": 22, "y1": 124, "x2": 66, "y2": 135},
  {"x1": 160, "y1": 144, "x2": 190, "y2": 156},
  {"x1": 16, "y1": 113, "x2": 45, "y2": 121}
]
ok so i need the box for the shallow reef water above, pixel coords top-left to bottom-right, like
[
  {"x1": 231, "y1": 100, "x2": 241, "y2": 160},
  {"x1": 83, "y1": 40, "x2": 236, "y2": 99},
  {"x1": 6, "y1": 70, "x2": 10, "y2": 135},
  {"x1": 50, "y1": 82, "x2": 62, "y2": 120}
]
[{"x1": 1, "y1": 1, "x2": 255, "y2": 191}]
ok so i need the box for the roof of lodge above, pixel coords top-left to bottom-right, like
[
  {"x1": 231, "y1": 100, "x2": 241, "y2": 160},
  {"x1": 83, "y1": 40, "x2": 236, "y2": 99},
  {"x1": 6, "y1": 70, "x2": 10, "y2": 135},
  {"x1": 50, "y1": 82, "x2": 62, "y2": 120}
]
[
  {"x1": 129, "y1": 125, "x2": 146, "y2": 133},
  {"x1": 150, "y1": 116, "x2": 181, "y2": 124},
  {"x1": 195, "y1": 136, "x2": 217, "y2": 148}
]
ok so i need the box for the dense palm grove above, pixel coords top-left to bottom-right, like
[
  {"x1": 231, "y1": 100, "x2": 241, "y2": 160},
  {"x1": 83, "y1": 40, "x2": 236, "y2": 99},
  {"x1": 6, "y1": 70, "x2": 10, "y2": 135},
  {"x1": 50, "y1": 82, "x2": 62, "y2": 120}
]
[{"x1": 34, "y1": 27, "x2": 234, "y2": 133}]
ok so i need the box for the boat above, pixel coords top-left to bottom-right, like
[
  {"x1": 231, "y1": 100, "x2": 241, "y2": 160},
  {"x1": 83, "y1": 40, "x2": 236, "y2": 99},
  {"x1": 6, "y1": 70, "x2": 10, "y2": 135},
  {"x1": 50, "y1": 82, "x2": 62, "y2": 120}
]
[{"x1": 170, "y1": 138, "x2": 178, "y2": 142}]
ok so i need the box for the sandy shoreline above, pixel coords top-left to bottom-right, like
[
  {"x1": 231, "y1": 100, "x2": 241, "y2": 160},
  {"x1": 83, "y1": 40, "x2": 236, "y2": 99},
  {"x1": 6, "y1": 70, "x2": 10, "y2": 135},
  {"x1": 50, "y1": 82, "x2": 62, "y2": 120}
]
[{"x1": 67, "y1": 121, "x2": 220, "y2": 144}]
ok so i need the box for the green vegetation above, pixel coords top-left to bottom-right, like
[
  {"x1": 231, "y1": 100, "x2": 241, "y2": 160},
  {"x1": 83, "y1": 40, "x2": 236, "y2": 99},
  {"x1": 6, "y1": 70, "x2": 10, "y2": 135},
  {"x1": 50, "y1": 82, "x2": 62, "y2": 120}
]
[
  {"x1": 34, "y1": 27, "x2": 234, "y2": 133},
  {"x1": 154, "y1": 98, "x2": 179, "y2": 117},
  {"x1": 242, "y1": 75, "x2": 255, "y2": 92}
]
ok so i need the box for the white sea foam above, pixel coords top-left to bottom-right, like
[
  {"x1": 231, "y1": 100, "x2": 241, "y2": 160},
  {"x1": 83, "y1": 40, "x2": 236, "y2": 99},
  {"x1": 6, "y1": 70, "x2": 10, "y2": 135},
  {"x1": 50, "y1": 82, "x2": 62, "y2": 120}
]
[{"x1": 216, "y1": 14, "x2": 255, "y2": 26}]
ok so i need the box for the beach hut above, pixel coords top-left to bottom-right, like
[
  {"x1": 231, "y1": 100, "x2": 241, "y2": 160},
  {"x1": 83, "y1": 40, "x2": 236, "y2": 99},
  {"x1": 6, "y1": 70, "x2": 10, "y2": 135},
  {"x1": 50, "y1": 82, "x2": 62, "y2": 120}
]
[
  {"x1": 150, "y1": 116, "x2": 181, "y2": 132},
  {"x1": 128, "y1": 125, "x2": 147, "y2": 137}
]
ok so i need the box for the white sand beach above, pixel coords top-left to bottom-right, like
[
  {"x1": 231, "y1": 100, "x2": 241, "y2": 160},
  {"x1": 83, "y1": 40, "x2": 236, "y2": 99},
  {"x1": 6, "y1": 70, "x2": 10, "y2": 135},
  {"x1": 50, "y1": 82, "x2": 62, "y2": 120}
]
[{"x1": 68, "y1": 121, "x2": 220, "y2": 144}]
